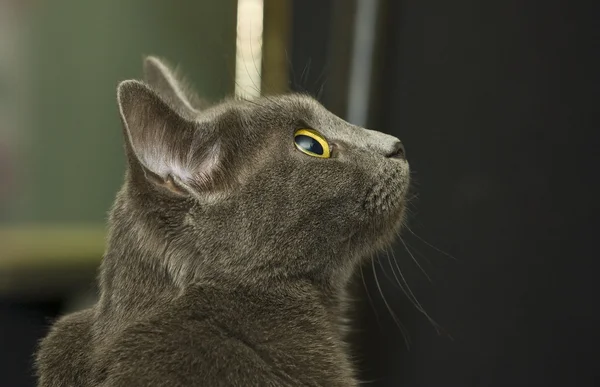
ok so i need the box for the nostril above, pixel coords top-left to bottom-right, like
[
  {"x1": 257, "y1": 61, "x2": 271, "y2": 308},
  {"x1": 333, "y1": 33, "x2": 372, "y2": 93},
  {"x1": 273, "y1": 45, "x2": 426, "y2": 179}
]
[{"x1": 386, "y1": 141, "x2": 406, "y2": 159}]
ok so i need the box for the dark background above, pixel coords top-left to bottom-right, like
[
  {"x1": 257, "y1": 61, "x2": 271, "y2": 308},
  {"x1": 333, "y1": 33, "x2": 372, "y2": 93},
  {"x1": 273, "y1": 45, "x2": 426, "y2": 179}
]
[
  {"x1": 292, "y1": 0, "x2": 599, "y2": 386},
  {"x1": 2, "y1": 0, "x2": 599, "y2": 386}
]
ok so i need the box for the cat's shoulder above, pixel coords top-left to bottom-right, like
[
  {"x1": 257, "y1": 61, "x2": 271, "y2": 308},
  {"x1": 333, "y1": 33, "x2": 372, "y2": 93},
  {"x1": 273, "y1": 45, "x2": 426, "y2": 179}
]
[
  {"x1": 99, "y1": 310, "x2": 295, "y2": 386},
  {"x1": 36, "y1": 308, "x2": 94, "y2": 387}
]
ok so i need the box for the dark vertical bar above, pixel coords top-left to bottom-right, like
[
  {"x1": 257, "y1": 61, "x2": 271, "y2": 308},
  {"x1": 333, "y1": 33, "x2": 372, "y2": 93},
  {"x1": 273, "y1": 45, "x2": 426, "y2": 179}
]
[
  {"x1": 288, "y1": 0, "x2": 333, "y2": 98},
  {"x1": 362, "y1": 1, "x2": 600, "y2": 386},
  {"x1": 322, "y1": 0, "x2": 356, "y2": 118}
]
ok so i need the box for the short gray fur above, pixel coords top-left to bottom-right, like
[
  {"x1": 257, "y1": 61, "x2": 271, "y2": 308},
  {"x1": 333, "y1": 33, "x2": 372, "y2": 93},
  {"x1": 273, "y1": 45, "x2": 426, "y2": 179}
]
[{"x1": 35, "y1": 57, "x2": 410, "y2": 387}]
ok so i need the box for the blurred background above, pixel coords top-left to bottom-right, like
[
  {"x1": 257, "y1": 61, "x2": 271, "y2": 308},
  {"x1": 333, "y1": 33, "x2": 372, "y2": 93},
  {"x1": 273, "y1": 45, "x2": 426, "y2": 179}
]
[{"x1": 1, "y1": 0, "x2": 598, "y2": 386}]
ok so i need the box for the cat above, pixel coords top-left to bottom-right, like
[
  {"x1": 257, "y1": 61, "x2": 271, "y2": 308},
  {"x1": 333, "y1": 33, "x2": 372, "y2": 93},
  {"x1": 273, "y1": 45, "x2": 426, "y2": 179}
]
[{"x1": 35, "y1": 56, "x2": 410, "y2": 387}]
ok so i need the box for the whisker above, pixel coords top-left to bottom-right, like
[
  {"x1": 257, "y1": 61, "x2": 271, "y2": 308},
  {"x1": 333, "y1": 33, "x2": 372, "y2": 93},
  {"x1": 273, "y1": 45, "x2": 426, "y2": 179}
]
[
  {"x1": 371, "y1": 258, "x2": 411, "y2": 348},
  {"x1": 401, "y1": 239, "x2": 432, "y2": 266},
  {"x1": 299, "y1": 57, "x2": 312, "y2": 88},
  {"x1": 404, "y1": 225, "x2": 458, "y2": 261},
  {"x1": 284, "y1": 49, "x2": 299, "y2": 91},
  {"x1": 360, "y1": 264, "x2": 382, "y2": 332},
  {"x1": 384, "y1": 249, "x2": 427, "y2": 310},
  {"x1": 241, "y1": 57, "x2": 262, "y2": 96},
  {"x1": 376, "y1": 252, "x2": 397, "y2": 285},
  {"x1": 405, "y1": 193, "x2": 420, "y2": 202},
  {"x1": 384, "y1": 249, "x2": 420, "y2": 303},
  {"x1": 316, "y1": 78, "x2": 329, "y2": 102},
  {"x1": 388, "y1": 248, "x2": 443, "y2": 335},
  {"x1": 248, "y1": 25, "x2": 266, "y2": 95},
  {"x1": 398, "y1": 235, "x2": 432, "y2": 283},
  {"x1": 312, "y1": 64, "x2": 329, "y2": 98}
]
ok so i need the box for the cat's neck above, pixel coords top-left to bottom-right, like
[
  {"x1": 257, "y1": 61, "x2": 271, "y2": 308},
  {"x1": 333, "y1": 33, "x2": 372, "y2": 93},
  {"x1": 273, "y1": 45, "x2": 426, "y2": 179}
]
[{"x1": 97, "y1": 219, "x2": 353, "y2": 325}]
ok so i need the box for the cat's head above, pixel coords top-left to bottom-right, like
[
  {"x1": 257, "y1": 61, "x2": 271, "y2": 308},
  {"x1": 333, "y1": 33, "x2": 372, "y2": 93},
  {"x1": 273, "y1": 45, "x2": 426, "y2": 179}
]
[{"x1": 112, "y1": 57, "x2": 410, "y2": 288}]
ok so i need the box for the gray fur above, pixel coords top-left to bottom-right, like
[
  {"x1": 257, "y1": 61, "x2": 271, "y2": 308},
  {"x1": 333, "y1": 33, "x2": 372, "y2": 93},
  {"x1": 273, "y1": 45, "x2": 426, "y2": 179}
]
[{"x1": 35, "y1": 57, "x2": 410, "y2": 387}]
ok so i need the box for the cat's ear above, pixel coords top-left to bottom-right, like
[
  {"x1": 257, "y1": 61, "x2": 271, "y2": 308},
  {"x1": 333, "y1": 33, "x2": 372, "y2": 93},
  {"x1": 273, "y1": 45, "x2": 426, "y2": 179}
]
[
  {"x1": 117, "y1": 80, "x2": 221, "y2": 195},
  {"x1": 143, "y1": 56, "x2": 205, "y2": 117}
]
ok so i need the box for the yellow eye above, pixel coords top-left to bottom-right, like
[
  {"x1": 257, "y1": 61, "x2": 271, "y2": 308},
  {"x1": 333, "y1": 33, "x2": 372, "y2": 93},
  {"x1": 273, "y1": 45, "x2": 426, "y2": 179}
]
[{"x1": 294, "y1": 129, "x2": 331, "y2": 158}]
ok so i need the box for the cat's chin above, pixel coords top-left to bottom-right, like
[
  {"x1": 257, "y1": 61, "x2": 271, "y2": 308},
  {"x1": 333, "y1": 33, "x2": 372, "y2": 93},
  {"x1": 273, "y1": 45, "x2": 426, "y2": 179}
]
[
  {"x1": 348, "y1": 202, "x2": 407, "y2": 264},
  {"x1": 379, "y1": 202, "x2": 408, "y2": 244}
]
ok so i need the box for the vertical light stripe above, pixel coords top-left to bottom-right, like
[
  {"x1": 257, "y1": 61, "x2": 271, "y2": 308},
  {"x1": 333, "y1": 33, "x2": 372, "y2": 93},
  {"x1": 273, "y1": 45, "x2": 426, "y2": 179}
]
[{"x1": 235, "y1": 0, "x2": 264, "y2": 99}]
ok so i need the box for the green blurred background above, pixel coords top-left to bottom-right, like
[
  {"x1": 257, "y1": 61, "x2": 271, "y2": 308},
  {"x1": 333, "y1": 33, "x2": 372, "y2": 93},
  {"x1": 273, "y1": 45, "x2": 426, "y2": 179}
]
[
  {"x1": 19, "y1": 0, "x2": 237, "y2": 223},
  {"x1": 1, "y1": 0, "x2": 273, "y2": 296}
]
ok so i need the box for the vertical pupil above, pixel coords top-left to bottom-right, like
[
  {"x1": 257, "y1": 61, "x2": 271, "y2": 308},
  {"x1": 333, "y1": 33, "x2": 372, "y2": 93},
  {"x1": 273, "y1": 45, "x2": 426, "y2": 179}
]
[{"x1": 296, "y1": 135, "x2": 324, "y2": 155}]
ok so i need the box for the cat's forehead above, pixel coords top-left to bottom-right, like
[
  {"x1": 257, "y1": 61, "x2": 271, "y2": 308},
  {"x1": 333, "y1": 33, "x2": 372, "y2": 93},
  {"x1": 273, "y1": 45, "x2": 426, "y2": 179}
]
[
  {"x1": 258, "y1": 94, "x2": 354, "y2": 135},
  {"x1": 227, "y1": 94, "x2": 346, "y2": 130},
  {"x1": 192, "y1": 93, "x2": 353, "y2": 143}
]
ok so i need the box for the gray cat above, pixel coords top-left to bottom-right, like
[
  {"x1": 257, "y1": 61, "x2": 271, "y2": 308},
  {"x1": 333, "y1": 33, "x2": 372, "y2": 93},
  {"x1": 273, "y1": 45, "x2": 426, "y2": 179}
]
[{"x1": 35, "y1": 57, "x2": 410, "y2": 387}]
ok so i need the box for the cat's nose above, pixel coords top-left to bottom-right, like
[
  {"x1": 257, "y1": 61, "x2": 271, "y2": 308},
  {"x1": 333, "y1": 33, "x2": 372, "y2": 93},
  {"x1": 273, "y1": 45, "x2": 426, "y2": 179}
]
[
  {"x1": 361, "y1": 128, "x2": 406, "y2": 159},
  {"x1": 385, "y1": 141, "x2": 406, "y2": 160}
]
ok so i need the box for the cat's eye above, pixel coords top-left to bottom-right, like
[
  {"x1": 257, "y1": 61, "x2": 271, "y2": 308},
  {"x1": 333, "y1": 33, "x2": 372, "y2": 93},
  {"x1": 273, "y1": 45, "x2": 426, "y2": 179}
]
[{"x1": 294, "y1": 129, "x2": 331, "y2": 158}]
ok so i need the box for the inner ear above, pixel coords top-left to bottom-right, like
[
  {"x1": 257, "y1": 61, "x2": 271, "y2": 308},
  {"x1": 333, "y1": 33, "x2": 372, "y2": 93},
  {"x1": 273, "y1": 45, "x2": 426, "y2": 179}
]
[
  {"x1": 117, "y1": 80, "x2": 222, "y2": 195},
  {"x1": 142, "y1": 168, "x2": 188, "y2": 196}
]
